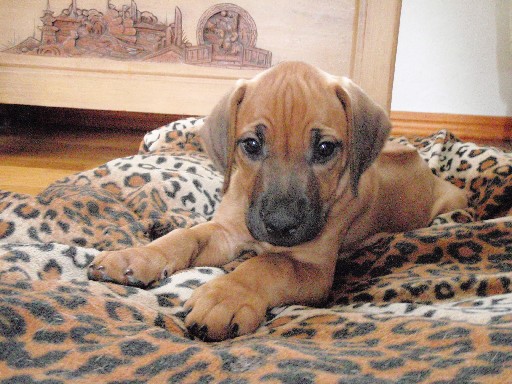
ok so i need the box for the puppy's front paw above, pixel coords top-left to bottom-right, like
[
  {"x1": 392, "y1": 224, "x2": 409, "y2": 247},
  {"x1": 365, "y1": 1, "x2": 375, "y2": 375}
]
[
  {"x1": 88, "y1": 247, "x2": 177, "y2": 288},
  {"x1": 184, "y1": 276, "x2": 268, "y2": 341}
]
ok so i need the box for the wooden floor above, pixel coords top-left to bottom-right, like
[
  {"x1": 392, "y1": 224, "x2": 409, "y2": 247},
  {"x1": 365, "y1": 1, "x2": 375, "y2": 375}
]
[
  {"x1": 0, "y1": 104, "x2": 187, "y2": 195},
  {"x1": 0, "y1": 125, "x2": 144, "y2": 195}
]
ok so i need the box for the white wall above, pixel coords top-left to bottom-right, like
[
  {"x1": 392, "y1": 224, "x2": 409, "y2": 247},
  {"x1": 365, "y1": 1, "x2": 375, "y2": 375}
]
[{"x1": 391, "y1": 0, "x2": 512, "y2": 117}]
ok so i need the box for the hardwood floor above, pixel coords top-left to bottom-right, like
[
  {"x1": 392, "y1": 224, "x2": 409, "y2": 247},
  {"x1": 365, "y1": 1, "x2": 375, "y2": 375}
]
[
  {"x1": 0, "y1": 125, "x2": 144, "y2": 195},
  {"x1": 0, "y1": 104, "x2": 190, "y2": 195}
]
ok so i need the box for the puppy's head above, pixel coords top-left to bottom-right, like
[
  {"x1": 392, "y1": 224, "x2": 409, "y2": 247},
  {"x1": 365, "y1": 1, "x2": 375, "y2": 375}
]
[{"x1": 200, "y1": 61, "x2": 391, "y2": 247}]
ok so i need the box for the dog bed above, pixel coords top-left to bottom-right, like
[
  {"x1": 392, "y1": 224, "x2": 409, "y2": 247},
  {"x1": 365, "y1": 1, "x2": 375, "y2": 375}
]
[{"x1": 0, "y1": 117, "x2": 511, "y2": 383}]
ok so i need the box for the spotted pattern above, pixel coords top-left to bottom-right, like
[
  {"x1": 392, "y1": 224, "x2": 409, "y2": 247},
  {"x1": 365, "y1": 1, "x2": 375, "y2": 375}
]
[{"x1": 0, "y1": 120, "x2": 511, "y2": 382}]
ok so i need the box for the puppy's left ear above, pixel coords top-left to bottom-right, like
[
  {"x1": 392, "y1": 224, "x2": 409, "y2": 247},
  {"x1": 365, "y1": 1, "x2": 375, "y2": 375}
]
[
  {"x1": 199, "y1": 80, "x2": 247, "y2": 193},
  {"x1": 334, "y1": 78, "x2": 391, "y2": 196}
]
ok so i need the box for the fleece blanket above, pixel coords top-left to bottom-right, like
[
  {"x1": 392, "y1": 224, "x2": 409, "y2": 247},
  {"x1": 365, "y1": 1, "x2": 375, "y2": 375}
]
[{"x1": 0, "y1": 117, "x2": 511, "y2": 383}]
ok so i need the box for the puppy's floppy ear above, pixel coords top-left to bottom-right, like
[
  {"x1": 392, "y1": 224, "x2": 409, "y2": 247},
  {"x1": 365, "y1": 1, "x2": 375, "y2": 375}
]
[
  {"x1": 335, "y1": 78, "x2": 391, "y2": 196},
  {"x1": 199, "y1": 80, "x2": 247, "y2": 193}
]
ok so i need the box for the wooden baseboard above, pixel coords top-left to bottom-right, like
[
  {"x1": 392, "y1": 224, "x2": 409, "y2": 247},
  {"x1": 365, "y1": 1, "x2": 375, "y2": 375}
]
[
  {"x1": 0, "y1": 104, "x2": 187, "y2": 132},
  {"x1": 390, "y1": 111, "x2": 512, "y2": 143}
]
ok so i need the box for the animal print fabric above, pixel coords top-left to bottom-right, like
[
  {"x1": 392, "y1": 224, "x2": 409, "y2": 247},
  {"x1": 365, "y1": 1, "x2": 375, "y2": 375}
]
[{"x1": 0, "y1": 118, "x2": 511, "y2": 383}]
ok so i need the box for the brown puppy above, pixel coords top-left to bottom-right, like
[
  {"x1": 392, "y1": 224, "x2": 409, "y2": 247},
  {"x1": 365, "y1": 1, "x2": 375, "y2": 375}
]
[{"x1": 89, "y1": 62, "x2": 467, "y2": 341}]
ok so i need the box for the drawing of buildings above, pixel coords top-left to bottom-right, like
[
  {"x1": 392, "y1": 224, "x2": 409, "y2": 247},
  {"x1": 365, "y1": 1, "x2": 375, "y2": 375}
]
[{"x1": 3, "y1": 1, "x2": 271, "y2": 69}]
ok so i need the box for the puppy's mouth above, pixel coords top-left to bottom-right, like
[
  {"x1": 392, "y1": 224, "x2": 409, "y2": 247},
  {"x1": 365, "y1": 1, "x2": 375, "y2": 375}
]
[{"x1": 247, "y1": 192, "x2": 324, "y2": 247}]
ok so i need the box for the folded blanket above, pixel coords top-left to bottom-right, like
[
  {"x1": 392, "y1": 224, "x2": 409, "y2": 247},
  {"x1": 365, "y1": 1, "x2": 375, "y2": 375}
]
[{"x1": 1, "y1": 118, "x2": 511, "y2": 383}]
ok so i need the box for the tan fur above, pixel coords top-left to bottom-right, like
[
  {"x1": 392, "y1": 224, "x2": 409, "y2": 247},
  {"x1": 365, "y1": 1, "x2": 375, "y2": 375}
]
[{"x1": 89, "y1": 62, "x2": 467, "y2": 341}]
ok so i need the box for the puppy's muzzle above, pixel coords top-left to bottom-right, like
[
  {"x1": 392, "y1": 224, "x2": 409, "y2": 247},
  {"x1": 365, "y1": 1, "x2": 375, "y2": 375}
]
[{"x1": 247, "y1": 183, "x2": 323, "y2": 247}]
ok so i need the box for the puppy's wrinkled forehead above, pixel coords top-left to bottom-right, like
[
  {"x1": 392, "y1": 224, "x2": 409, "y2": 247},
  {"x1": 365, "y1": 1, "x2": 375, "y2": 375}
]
[{"x1": 236, "y1": 63, "x2": 347, "y2": 139}]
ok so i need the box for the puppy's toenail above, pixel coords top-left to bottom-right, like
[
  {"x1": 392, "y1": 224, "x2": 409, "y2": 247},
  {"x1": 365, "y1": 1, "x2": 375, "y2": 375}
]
[
  {"x1": 229, "y1": 323, "x2": 239, "y2": 338},
  {"x1": 187, "y1": 322, "x2": 198, "y2": 336},
  {"x1": 198, "y1": 325, "x2": 208, "y2": 341}
]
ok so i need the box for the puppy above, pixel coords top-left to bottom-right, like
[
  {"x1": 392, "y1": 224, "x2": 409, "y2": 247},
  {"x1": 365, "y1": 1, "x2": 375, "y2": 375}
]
[{"x1": 89, "y1": 61, "x2": 467, "y2": 341}]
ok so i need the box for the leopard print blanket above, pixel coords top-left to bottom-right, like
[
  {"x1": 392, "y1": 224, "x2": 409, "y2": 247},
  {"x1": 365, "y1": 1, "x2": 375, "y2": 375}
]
[{"x1": 1, "y1": 118, "x2": 511, "y2": 383}]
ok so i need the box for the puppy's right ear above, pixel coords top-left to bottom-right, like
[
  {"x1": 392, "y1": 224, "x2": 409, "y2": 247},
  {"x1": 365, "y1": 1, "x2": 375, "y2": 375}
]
[{"x1": 199, "y1": 80, "x2": 247, "y2": 192}]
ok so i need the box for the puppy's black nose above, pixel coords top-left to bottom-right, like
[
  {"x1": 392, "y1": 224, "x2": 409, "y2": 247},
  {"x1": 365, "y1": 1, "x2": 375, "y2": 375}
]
[
  {"x1": 262, "y1": 208, "x2": 301, "y2": 241},
  {"x1": 264, "y1": 215, "x2": 299, "y2": 238},
  {"x1": 247, "y1": 185, "x2": 323, "y2": 247}
]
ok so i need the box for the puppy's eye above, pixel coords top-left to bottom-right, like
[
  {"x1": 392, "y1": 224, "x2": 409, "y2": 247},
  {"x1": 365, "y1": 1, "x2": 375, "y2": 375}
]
[
  {"x1": 240, "y1": 137, "x2": 263, "y2": 159},
  {"x1": 312, "y1": 140, "x2": 340, "y2": 164}
]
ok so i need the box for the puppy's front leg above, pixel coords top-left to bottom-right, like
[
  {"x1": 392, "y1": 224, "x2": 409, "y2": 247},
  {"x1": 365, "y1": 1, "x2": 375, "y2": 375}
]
[
  {"x1": 184, "y1": 253, "x2": 335, "y2": 341},
  {"x1": 88, "y1": 221, "x2": 236, "y2": 287}
]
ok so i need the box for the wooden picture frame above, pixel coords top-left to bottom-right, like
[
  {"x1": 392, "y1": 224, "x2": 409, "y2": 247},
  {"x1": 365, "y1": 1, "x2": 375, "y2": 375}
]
[{"x1": 0, "y1": 0, "x2": 401, "y2": 116}]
